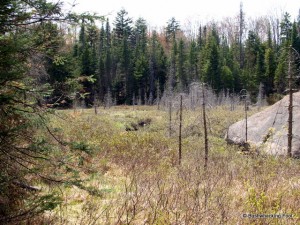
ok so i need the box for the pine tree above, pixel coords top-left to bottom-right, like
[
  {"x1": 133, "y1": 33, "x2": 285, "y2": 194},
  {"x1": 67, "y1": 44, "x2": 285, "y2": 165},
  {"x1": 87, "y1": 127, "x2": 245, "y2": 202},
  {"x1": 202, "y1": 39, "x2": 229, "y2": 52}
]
[
  {"x1": 239, "y1": 2, "x2": 245, "y2": 68},
  {"x1": 149, "y1": 31, "x2": 157, "y2": 100},
  {"x1": 202, "y1": 26, "x2": 221, "y2": 92},
  {"x1": 274, "y1": 13, "x2": 293, "y2": 94},
  {"x1": 79, "y1": 23, "x2": 86, "y2": 55},
  {"x1": 149, "y1": 31, "x2": 167, "y2": 99},
  {"x1": 291, "y1": 22, "x2": 300, "y2": 54},
  {"x1": 157, "y1": 45, "x2": 168, "y2": 92},
  {"x1": 197, "y1": 25, "x2": 204, "y2": 49},
  {"x1": 168, "y1": 39, "x2": 178, "y2": 91},
  {"x1": 87, "y1": 24, "x2": 98, "y2": 75},
  {"x1": 274, "y1": 49, "x2": 288, "y2": 93},
  {"x1": 81, "y1": 46, "x2": 91, "y2": 75},
  {"x1": 166, "y1": 17, "x2": 180, "y2": 44},
  {"x1": 255, "y1": 46, "x2": 265, "y2": 86},
  {"x1": 188, "y1": 40, "x2": 199, "y2": 82},
  {"x1": 133, "y1": 18, "x2": 147, "y2": 53},
  {"x1": 177, "y1": 38, "x2": 187, "y2": 90},
  {"x1": 112, "y1": 9, "x2": 133, "y2": 104},
  {"x1": 76, "y1": 22, "x2": 99, "y2": 107},
  {"x1": 113, "y1": 9, "x2": 133, "y2": 43},
  {"x1": 97, "y1": 23, "x2": 106, "y2": 99},
  {"x1": 133, "y1": 18, "x2": 149, "y2": 103},
  {"x1": 243, "y1": 30, "x2": 263, "y2": 92},
  {"x1": 220, "y1": 36, "x2": 234, "y2": 90},
  {"x1": 264, "y1": 47, "x2": 276, "y2": 95},
  {"x1": 280, "y1": 12, "x2": 292, "y2": 46},
  {"x1": 0, "y1": 0, "x2": 86, "y2": 222},
  {"x1": 105, "y1": 19, "x2": 112, "y2": 92}
]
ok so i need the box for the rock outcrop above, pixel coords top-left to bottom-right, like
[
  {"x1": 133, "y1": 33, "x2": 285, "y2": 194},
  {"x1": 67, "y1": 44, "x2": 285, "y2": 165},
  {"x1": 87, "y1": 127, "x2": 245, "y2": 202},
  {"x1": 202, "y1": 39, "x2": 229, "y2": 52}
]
[{"x1": 226, "y1": 92, "x2": 300, "y2": 157}]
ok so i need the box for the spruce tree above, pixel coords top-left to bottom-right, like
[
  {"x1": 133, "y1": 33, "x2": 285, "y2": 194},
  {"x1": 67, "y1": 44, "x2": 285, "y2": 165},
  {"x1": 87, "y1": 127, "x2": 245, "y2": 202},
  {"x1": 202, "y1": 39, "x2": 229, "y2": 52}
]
[
  {"x1": 133, "y1": 18, "x2": 149, "y2": 103},
  {"x1": 291, "y1": 22, "x2": 300, "y2": 54},
  {"x1": 188, "y1": 40, "x2": 199, "y2": 82},
  {"x1": 79, "y1": 23, "x2": 86, "y2": 55},
  {"x1": 149, "y1": 31, "x2": 167, "y2": 99},
  {"x1": 243, "y1": 31, "x2": 263, "y2": 92},
  {"x1": 177, "y1": 38, "x2": 187, "y2": 90},
  {"x1": 264, "y1": 47, "x2": 276, "y2": 95},
  {"x1": 105, "y1": 19, "x2": 112, "y2": 95},
  {"x1": 112, "y1": 9, "x2": 133, "y2": 104},
  {"x1": 169, "y1": 39, "x2": 178, "y2": 91},
  {"x1": 202, "y1": 26, "x2": 221, "y2": 92},
  {"x1": 275, "y1": 49, "x2": 288, "y2": 93},
  {"x1": 220, "y1": 36, "x2": 234, "y2": 90},
  {"x1": 114, "y1": 9, "x2": 133, "y2": 42},
  {"x1": 97, "y1": 23, "x2": 106, "y2": 99},
  {"x1": 280, "y1": 12, "x2": 292, "y2": 46},
  {"x1": 0, "y1": 0, "x2": 89, "y2": 222},
  {"x1": 166, "y1": 17, "x2": 180, "y2": 44}
]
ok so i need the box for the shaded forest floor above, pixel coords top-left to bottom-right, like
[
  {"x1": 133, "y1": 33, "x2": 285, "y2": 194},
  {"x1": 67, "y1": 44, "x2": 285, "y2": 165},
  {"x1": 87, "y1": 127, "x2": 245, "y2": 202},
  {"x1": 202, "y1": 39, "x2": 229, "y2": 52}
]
[{"x1": 40, "y1": 105, "x2": 299, "y2": 224}]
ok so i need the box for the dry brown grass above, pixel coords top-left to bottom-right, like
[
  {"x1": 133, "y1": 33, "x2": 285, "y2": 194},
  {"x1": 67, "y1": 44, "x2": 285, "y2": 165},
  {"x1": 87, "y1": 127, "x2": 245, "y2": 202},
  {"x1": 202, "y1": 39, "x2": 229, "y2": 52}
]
[{"x1": 44, "y1": 105, "x2": 300, "y2": 224}]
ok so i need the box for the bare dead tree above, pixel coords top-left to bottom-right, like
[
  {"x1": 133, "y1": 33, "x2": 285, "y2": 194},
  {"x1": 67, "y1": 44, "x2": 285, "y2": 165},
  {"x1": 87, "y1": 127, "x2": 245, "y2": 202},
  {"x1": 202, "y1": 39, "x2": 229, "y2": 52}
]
[
  {"x1": 281, "y1": 46, "x2": 300, "y2": 157},
  {"x1": 73, "y1": 95, "x2": 78, "y2": 113},
  {"x1": 144, "y1": 93, "x2": 148, "y2": 105},
  {"x1": 104, "y1": 88, "x2": 113, "y2": 109},
  {"x1": 169, "y1": 98, "x2": 172, "y2": 137},
  {"x1": 132, "y1": 94, "x2": 136, "y2": 110},
  {"x1": 257, "y1": 83, "x2": 266, "y2": 110},
  {"x1": 94, "y1": 102, "x2": 98, "y2": 115},
  {"x1": 239, "y1": 2, "x2": 245, "y2": 68},
  {"x1": 286, "y1": 46, "x2": 300, "y2": 157},
  {"x1": 179, "y1": 95, "x2": 183, "y2": 165},
  {"x1": 230, "y1": 92, "x2": 235, "y2": 111},
  {"x1": 287, "y1": 49, "x2": 293, "y2": 157},
  {"x1": 94, "y1": 93, "x2": 98, "y2": 115},
  {"x1": 156, "y1": 81, "x2": 161, "y2": 110},
  {"x1": 245, "y1": 97, "x2": 248, "y2": 144},
  {"x1": 138, "y1": 89, "x2": 142, "y2": 106},
  {"x1": 240, "y1": 89, "x2": 248, "y2": 144},
  {"x1": 202, "y1": 84, "x2": 208, "y2": 169},
  {"x1": 149, "y1": 93, "x2": 153, "y2": 105}
]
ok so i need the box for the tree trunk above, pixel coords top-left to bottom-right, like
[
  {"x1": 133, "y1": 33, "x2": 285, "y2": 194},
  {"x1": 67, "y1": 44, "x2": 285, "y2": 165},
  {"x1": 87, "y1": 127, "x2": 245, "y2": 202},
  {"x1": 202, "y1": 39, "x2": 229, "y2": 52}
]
[
  {"x1": 179, "y1": 95, "x2": 183, "y2": 165},
  {"x1": 287, "y1": 51, "x2": 293, "y2": 157},
  {"x1": 169, "y1": 98, "x2": 172, "y2": 137},
  {"x1": 202, "y1": 84, "x2": 208, "y2": 169}
]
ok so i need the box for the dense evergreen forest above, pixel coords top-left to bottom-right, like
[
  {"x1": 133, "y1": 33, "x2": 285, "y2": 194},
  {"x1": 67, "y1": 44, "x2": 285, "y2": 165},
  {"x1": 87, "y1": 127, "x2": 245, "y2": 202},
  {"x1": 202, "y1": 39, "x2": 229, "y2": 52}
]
[
  {"x1": 1, "y1": 0, "x2": 300, "y2": 223},
  {"x1": 44, "y1": 7, "x2": 300, "y2": 107}
]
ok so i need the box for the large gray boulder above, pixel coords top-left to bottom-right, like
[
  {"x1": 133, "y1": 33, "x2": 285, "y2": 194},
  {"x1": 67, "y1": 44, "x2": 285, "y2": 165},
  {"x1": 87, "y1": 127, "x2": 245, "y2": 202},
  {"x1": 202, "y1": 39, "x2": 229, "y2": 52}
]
[{"x1": 226, "y1": 92, "x2": 300, "y2": 157}]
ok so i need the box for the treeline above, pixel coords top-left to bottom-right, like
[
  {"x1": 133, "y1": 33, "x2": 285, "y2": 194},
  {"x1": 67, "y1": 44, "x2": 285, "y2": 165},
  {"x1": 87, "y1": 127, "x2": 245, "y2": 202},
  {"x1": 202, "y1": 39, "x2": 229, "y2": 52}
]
[
  {"x1": 44, "y1": 8, "x2": 300, "y2": 107},
  {"x1": 0, "y1": 1, "x2": 299, "y2": 222}
]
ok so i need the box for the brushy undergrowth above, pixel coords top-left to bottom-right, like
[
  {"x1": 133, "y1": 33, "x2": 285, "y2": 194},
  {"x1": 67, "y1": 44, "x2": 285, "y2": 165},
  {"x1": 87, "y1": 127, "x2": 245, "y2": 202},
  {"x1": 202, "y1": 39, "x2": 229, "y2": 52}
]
[{"x1": 41, "y1": 105, "x2": 299, "y2": 224}]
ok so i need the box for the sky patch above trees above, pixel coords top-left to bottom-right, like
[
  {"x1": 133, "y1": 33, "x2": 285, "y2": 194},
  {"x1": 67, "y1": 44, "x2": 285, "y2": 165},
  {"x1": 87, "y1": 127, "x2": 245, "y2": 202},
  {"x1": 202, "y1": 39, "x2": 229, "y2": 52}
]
[{"x1": 65, "y1": 0, "x2": 299, "y2": 28}]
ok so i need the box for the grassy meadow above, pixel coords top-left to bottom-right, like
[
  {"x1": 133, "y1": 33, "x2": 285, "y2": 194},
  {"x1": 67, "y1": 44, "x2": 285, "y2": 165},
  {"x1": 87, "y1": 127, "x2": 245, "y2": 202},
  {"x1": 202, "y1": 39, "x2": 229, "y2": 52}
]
[{"x1": 38, "y1": 105, "x2": 300, "y2": 224}]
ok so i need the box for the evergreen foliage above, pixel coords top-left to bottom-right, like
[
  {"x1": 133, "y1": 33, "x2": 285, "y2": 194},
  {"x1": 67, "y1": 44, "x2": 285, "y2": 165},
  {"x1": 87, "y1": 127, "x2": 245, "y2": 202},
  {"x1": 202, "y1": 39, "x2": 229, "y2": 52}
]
[
  {"x1": 1, "y1": 1, "x2": 300, "y2": 223},
  {"x1": 62, "y1": 8, "x2": 300, "y2": 105},
  {"x1": 0, "y1": 0, "x2": 101, "y2": 223}
]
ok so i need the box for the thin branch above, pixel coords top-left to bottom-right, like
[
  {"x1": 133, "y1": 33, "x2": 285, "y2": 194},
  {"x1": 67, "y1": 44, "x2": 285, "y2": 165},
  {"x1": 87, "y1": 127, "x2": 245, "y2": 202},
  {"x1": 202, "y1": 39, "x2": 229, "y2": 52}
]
[{"x1": 37, "y1": 113, "x2": 67, "y2": 146}]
